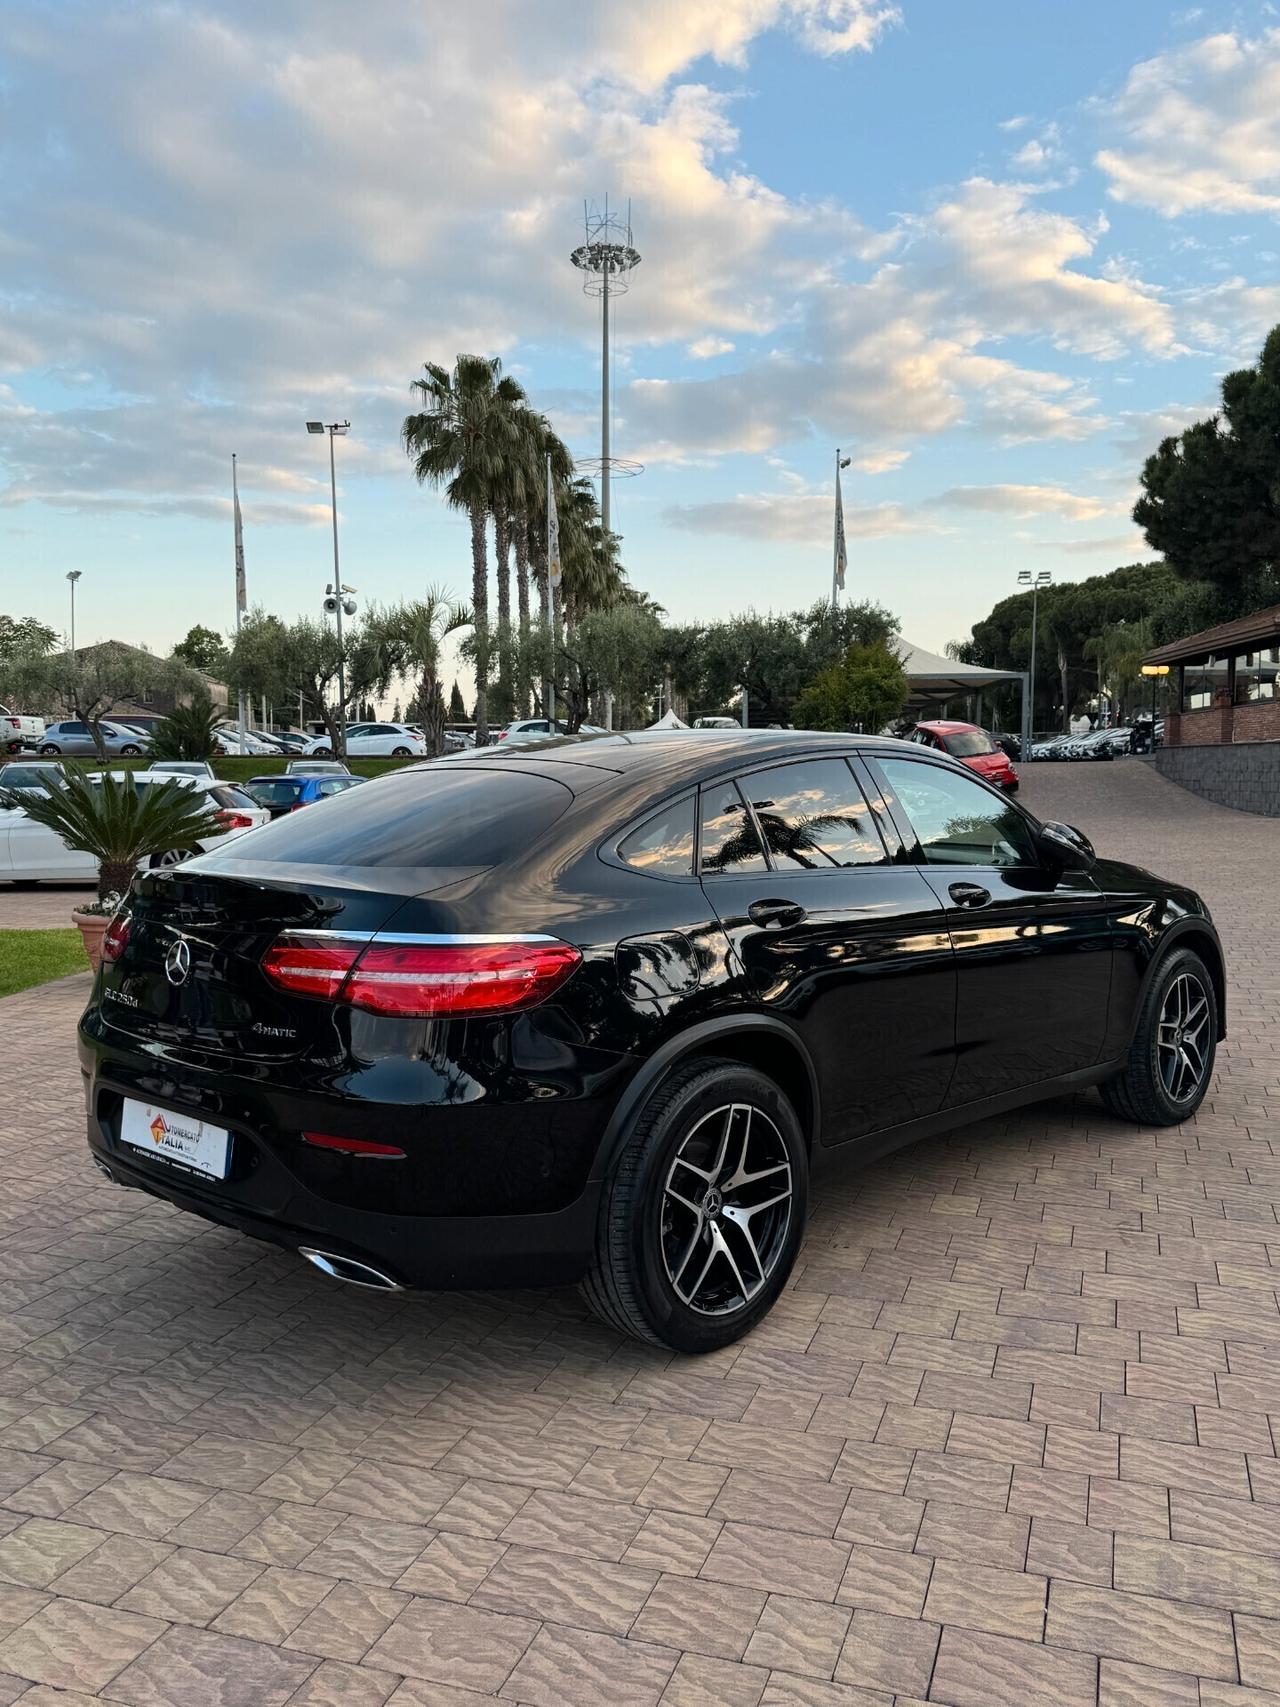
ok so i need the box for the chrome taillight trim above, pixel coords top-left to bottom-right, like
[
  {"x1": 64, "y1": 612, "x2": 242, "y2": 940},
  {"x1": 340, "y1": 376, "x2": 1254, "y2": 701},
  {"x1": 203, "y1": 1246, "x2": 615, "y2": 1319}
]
[{"x1": 274, "y1": 930, "x2": 560, "y2": 946}]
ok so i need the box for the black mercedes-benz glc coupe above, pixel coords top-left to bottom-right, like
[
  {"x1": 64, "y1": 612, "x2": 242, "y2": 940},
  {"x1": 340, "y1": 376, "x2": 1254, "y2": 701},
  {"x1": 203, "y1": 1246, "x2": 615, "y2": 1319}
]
[{"x1": 79, "y1": 730, "x2": 1224, "y2": 1351}]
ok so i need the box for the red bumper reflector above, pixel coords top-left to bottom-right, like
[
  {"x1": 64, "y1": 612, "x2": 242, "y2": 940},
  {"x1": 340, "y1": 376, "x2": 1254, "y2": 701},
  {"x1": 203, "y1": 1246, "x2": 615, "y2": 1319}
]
[
  {"x1": 261, "y1": 935, "x2": 581, "y2": 1017},
  {"x1": 301, "y1": 1131, "x2": 406, "y2": 1158}
]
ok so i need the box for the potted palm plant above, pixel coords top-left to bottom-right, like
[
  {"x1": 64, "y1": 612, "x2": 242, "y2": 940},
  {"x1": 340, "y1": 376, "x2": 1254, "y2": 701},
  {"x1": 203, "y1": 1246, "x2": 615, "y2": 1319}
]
[{"x1": 0, "y1": 771, "x2": 222, "y2": 968}]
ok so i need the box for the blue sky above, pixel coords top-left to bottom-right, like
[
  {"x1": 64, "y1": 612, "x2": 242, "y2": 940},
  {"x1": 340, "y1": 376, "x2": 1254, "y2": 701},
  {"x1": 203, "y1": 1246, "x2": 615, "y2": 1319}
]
[{"x1": 4, "y1": 0, "x2": 1280, "y2": 693}]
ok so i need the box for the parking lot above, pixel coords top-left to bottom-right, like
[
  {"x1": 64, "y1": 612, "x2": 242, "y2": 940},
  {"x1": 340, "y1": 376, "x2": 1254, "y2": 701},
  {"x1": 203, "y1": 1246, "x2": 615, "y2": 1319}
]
[{"x1": 0, "y1": 758, "x2": 1276, "y2": 1707}]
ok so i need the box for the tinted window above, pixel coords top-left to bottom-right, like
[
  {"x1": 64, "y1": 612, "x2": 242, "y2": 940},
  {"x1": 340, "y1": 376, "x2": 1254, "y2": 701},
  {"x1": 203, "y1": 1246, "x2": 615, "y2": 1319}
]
[
  {"x1": 319, "y1": 778, "x2": 359, "y2": 796},
  {"x1": 210, "y1": 785, "x2": 260, "y2": 809},
  {"x1": 197, "y1": 766, "x2": 572, "y2": 869},
  {"x1": 942, "y1": 729, "x2": 998, "y2": 758},
  {"x1": 618, "y1": 796, "x2": 696, "y2": 878},
  {"x1": 248, "y1": 780, "x2": 305, "y2": 807},
  {"x1": 739, "y1": 760, "x2": 886, "y2": 871},
  {"x1": 880, "y1": 758, "x2": 1034, "y2": 868},
  {"x1": 700, "y1": 781, "x2": 767, "y2": 875}
]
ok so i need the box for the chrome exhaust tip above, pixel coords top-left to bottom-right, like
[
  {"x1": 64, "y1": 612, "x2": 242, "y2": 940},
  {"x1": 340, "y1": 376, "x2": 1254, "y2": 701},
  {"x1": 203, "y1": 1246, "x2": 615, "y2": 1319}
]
[
  {"x1": 299, "y1": 1247, "x2": 402, "y2": 1291},
  {"x1": 92, "y1": 1158, "x2": 115, "y2": 1183}
]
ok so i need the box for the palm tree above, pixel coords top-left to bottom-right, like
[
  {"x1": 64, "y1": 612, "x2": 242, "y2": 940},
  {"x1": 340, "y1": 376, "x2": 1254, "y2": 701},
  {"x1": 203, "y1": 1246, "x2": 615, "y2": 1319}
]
[
  {"x1": 390, "y1": 591, "x2": 471, "y2": 755},
  {"x1": 0, "y1": 772, "x2": 221, "y2": 904},
  {"x1": 403, "y1": 356, "x2": 526, "y2": 744},
  {"x1": 525, "y1": 422, "x2": 575, "y2": 716}
]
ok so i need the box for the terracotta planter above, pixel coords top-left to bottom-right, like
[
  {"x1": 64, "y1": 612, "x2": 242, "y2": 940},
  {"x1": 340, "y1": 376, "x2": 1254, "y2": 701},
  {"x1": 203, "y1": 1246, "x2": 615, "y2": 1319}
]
[{"x1": 72, "y1": 910, "x2": 110, "y2": 971}]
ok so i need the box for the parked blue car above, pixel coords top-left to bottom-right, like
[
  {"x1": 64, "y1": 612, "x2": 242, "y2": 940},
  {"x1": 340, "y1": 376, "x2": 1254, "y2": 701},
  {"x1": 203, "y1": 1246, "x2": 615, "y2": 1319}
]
[{"x1": 243, "y1": 773, "x2": 366, "y2": 819}]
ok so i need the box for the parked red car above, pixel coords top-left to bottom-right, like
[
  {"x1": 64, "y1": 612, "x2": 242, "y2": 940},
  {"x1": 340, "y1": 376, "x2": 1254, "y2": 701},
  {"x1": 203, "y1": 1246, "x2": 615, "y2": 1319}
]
[{"x1": 907, "y1": 720, "x2": 1019, "y2": 791}]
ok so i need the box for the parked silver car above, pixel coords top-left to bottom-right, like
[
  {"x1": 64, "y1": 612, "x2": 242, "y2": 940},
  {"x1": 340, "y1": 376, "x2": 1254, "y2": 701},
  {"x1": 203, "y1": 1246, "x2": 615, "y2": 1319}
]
[{"x1": 38, "y1": 720, "x2": 148, "y2": 757}]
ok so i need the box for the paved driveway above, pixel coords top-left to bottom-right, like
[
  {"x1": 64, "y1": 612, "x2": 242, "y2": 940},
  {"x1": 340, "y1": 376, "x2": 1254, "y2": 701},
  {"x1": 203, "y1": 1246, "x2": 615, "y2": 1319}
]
[{"x1": 0, "y1": 760, "x2": 1276, "y2": 1706}]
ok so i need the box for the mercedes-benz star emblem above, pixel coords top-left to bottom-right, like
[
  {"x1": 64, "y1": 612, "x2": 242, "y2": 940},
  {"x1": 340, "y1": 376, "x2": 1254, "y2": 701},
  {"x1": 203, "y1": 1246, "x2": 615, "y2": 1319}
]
[{"x1": 164, "y1": 938, "x2": 191, "y2": 986}]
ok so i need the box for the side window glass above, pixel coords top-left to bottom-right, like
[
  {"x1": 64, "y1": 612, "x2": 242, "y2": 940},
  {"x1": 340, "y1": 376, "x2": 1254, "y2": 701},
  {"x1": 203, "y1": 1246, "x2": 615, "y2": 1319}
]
[
  {"x1": 699, "y1": 781, "x2": 768, "y2": 875},
  {"x1": 879, "y1": 758, "x2": 1035, "y2": 868},
  {"x1": 738, "y1": 759, "x2": 887, "y2": 871},
  {"x1": 618, "y1": 795, "x2": 696, "y2": 878}
]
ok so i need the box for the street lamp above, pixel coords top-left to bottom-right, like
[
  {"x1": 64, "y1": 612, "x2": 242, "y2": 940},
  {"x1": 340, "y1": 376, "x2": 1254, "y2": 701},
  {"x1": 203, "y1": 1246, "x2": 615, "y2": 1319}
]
[
  {"x1": 306, "y1": 421, "x2": 351, "y2": 751},
  {"x1": 1017, "y1": 569, "x2": 1052, "y2": 756},
  {"x1": 66, "y1": 571, "x2": 82, "y2": 653},
  {"x1": 1140, "y1": 663, "x2": 1169, "y2": 752}
]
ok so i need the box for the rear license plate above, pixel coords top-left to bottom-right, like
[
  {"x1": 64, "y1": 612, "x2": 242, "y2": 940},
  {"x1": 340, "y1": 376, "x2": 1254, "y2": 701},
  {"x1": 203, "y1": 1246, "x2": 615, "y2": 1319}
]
[{"x1": 119, "y1": 1098, "x2": 231, "y2": 1180}]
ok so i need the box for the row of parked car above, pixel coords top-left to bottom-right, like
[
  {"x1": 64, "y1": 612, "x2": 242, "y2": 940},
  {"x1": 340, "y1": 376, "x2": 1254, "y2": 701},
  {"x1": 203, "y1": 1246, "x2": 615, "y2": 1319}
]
[{"x1": 1030, "y1": 722, "x2": 1162, "y2": 761}]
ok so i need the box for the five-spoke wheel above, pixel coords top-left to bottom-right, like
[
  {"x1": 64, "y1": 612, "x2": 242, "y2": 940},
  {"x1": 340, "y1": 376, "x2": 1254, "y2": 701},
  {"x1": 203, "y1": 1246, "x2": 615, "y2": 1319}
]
[
  {"x1": 1156, "y1": 969, "x2": 1212, "y2": 1105},
  {"x1": 582, "y1": 1057, "x2": 808, "y2": 1352},
  {"x1": 660, "y1": 1103, "x2": 793, "y2": 1317},
  {"x1": 1102, "y1": 945, "x2": 1218, "y2": 1126}
]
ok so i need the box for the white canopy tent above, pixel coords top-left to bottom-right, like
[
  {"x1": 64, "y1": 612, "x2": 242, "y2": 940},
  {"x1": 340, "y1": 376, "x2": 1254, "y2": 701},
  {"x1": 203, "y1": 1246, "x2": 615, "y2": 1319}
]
[
  {"x1": 896, "y1": 639, "x2": 1030, "y2": 753},
  {"x1": 647, "y1": 707, "x2": 690, "y2": 730}
]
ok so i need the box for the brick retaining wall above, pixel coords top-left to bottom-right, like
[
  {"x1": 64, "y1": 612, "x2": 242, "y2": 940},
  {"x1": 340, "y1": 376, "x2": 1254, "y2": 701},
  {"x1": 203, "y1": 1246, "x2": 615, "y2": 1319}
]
[{"x1": 1156, "y1": 739, "x2": 1280, "y2": 816}]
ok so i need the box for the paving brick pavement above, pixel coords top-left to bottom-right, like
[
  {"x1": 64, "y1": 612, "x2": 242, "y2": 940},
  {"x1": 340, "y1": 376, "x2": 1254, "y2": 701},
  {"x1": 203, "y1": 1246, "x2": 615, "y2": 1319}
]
[{"x1": 0, "y1": 758, "x2": 1276, "y2": 1705}]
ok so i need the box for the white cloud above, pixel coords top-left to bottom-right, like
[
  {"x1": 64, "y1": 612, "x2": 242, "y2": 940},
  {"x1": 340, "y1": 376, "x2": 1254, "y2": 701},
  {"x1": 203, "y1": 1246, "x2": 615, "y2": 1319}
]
[
  {"x1": 687, "y1": 336, "x2": 737, "y2": 359},
  {"x1": 1038, "y1": 533, "x2": 1151, "y2": 557},
  {"x1": 664, "y1": 491, "x2": 927, "y2": 542},
  {"x1": 1096, "y1": 30, "x2": 1280, "y2": 216},
  {"x1": 1010, "y1": 123, "x2": 1064, "y2": 175},
  {"x1": 852, "y1": 449, "x2": 910, "y2": 473},
  {"x1": 925, "y1": 484, "x2": 1119, "y2": 521}
]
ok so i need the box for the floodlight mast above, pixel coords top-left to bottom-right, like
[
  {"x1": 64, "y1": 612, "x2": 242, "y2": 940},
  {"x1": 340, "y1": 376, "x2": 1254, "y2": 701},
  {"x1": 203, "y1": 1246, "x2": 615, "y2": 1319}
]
[{"x1": 570, "y1": 195, "x2": 642, "y2": 536}]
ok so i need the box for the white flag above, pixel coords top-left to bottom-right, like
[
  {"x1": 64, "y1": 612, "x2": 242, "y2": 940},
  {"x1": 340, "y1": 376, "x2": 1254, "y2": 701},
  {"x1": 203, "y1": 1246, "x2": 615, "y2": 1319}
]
[
  {"x1": 233, "y1": 455, "x2": 247, "y2": 613},
  {"x1": 547, "y1": 454, "x2": 562, "y2": 592},
  {"x1": 834, "y1": 463, "x2": 848, "y2": 593}
]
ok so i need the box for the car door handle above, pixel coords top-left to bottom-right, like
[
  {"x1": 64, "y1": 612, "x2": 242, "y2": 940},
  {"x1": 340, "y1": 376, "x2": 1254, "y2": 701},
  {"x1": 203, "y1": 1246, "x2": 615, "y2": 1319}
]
[
  {"x1": 748, "y1": 898, "x2": 806, "y2": 929},
  {"x1": 948, "y1": 882, "x2": 991, "y2": 909}
]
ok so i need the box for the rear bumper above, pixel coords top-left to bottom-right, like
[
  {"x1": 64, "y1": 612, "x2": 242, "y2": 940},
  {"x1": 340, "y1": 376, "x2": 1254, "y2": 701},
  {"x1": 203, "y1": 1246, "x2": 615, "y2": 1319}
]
[
  {"x1": 86, "y1": 1123, "x2": 602, "y2": 1289},
  {"x1": 78, "y1": 1014, "x2": 625, "y2": 1291}
]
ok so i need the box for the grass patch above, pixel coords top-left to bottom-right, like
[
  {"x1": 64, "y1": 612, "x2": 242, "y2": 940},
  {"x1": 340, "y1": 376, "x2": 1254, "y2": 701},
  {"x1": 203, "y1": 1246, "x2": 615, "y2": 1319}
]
[{"x1": 0, "y1": 928, "x2": 88, "y2": 998}]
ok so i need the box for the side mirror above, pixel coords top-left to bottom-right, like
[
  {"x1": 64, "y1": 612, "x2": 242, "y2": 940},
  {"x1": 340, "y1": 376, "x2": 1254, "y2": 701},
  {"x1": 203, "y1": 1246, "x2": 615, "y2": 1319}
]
[{"x1": 1039, "y1": 820, "x2": 1095, "y2": 873}]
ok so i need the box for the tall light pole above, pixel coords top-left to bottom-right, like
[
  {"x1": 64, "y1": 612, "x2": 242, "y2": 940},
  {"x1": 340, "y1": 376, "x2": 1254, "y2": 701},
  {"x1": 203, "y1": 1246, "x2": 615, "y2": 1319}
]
[
  {"x1": 571, "y1": 198, "x2": 642, "y2": 537},
  {"x1": 307, "y1": 421, "x2": 352, "y2": 753},
  {"x1": 1017, "y1": 568, "x2": 1052, "y2": 754},
  {"x1": 65, "y1": 571, "x2": 81, "y2": 653}
]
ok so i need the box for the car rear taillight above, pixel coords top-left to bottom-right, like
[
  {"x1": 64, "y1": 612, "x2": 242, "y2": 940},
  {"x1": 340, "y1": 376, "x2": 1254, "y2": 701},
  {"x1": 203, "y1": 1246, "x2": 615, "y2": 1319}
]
[
  {"x1": 215, "y1": 810, "x2": 256, "y2": 830},
  {"x1": 260, "y1": 938, "x2": 360, "y2": 999},
  {"x1": 260, "y1": 934, "x2": 581, "y2": 1017},
  {"x1": 102, "y1": 912, "x2": 131, "y2": 963},
  {"x1": 5, "y1": 717, "x2": 18, "y2": 730}
]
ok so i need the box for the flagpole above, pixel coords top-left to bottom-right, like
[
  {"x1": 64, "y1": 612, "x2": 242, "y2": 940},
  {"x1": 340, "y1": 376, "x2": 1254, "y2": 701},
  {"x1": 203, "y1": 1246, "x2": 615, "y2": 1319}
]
[
  {"x1": 831, "y1": 448, "x2": 840, "y2": 612},
  {"x1": 233, "y1": 454, "x2": 246, "y2": 749},
  {"x1": 542, "y1": 452, "x2": 554, "y2": 722}
]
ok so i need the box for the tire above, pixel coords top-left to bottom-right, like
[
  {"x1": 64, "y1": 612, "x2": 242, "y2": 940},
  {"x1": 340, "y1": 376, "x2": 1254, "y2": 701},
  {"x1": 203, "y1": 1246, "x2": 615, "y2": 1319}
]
[
  {"x1": 312, "y1": 746, "x2": 333, "y2": 758},
  {"x1": 1100, "y1": 946, "x2": 1217, "y2": 1126},
  {"x1": 39, "y1": 744, "x2": 61, "y2": 755},
  {"x1": 150, "y1": 848, "x2": 192, "y2": 869},
  {"x1": 581, "y1": 1058, "x2": 808, "y2": 1352},
  {"x1": 120, "y1": 744, "x2": 141, "y2": 756},
  {"x1": 391, "y1": 745, "x2": 411, "y2": 756}
]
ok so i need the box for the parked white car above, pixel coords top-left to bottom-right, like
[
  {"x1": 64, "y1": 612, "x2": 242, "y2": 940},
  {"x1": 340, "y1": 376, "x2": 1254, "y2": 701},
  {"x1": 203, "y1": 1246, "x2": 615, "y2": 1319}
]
[
  {"x1": 303, "y1": 723, "x2": 426, "y2": 758},
  {"x1": 0, "y1": 705, "x2": 45, "y2": 754},
  {"x1": 0, "y1": 774, "x2": 270, "y2": 886}
]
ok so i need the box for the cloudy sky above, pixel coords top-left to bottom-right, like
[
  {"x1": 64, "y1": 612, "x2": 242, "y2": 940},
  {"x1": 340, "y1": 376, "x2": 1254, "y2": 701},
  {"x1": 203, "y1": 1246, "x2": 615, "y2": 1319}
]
[{"x1": 5, "y1": 0, "x2": 1280, "y2": 675}]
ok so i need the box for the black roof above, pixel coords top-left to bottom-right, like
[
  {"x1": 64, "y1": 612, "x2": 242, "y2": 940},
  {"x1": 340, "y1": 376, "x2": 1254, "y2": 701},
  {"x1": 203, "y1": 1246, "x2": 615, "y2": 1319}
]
[{"x1": 433, "y1": 729, "x2": 911, "y2": 795}]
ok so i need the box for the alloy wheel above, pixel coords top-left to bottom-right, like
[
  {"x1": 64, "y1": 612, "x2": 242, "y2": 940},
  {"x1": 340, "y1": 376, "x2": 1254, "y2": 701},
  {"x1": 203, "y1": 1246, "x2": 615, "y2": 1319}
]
[
  {"x1": 660, "y1": 1102, "x2": 793, "y2": 1317},
  {"x1": 1156, "y1": 970, "x2": 1211, "y2": 1103}
]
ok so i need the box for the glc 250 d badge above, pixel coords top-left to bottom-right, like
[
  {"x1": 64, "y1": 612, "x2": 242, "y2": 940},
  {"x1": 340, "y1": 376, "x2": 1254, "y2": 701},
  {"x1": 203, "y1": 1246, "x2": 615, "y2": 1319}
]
[{"x1": 164, "y1": 939, "x2": 191, "y2": 986}]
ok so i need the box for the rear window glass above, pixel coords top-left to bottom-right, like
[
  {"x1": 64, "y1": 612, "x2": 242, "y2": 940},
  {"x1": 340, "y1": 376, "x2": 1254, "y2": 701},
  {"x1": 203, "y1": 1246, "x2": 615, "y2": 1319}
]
[
  {"x1": 248, "y1": 780, "x2": 305, "y2": 806},
  {"x1": 618, "y1": 796, "x2": 695, "y2": 878},
  {"x1": 211, "y1": 785, "x2": 260, "y2": 810},
  {"x1": 738, "y1": 759, "x2": 887, "y2": 870},
  {"x1": 198, "y1": 765, "x2": 572, "y2": 869},
  {"x1": 700, "y1": 781, "x2": 767, "y2": 875}
]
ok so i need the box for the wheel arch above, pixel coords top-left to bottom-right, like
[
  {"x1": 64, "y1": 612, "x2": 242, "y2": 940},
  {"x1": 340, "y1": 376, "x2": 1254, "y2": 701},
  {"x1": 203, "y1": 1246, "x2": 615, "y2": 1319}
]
[
  {"x1": 593, "y1": 1015, "x2": 820, "y2": 1183},
  {"x1": 1145, "y1": 919, "x2": 1227, "y2": 1041}
]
